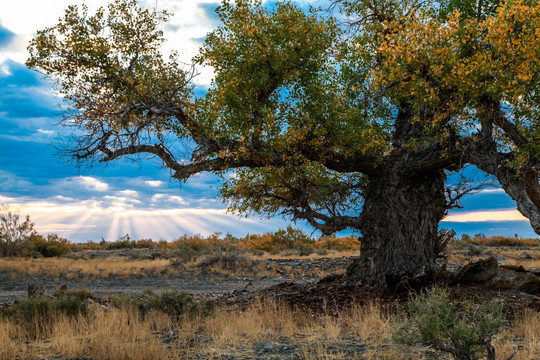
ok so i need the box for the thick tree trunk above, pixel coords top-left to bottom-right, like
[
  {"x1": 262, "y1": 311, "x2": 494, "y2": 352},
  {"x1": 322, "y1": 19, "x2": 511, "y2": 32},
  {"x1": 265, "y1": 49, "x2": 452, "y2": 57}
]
[{"x1": 347, "y1": 165, "x2": 448, "y2": 288}]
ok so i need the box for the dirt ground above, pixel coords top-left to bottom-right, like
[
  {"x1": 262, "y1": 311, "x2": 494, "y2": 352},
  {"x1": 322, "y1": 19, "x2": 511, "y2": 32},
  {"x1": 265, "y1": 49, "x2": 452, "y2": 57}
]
[{"x1": 0, "y1": 252, "x2": 353, "y2": 303}]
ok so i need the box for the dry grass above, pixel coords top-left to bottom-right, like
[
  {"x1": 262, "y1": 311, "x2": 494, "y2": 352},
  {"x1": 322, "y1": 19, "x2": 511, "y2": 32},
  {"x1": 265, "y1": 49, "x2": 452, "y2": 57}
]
[
  {"x1": 0, "y1": 298, "x2": 390, "y2": 360},
  {"x1": 0, "y1": 296, "x2": 538, "y2": 360},
  {"x1": 512, "y1": 308, "x2": 540, "y2": 359},
  {"x1": 0, "y1": 257, "x2": 177, "y2": 279},
  {"x1": 493, "y1": 309, "x2": 540, "y2": 360},
  {"x1": 1, "y1": 307, "x2": 171, "y2": 360}
]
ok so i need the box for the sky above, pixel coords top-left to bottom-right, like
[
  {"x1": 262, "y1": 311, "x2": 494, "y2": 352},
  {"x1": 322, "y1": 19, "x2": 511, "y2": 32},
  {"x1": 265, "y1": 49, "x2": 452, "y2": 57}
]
[{"x1": 0, "y1": 0, "x2": 537, "y2": 242}]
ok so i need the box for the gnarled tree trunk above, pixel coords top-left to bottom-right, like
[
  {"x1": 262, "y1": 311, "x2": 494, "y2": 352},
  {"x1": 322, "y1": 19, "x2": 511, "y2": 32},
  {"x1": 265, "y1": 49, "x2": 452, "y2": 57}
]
[{"x1": 347, "y1": 164, "x2": 448, "y2": 288}]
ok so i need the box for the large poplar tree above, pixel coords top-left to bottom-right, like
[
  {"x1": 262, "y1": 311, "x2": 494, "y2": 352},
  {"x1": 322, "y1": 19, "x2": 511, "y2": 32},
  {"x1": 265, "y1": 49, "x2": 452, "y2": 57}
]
[{"x1": 27, "y1": 0, "x2": 539, "y2": 286}]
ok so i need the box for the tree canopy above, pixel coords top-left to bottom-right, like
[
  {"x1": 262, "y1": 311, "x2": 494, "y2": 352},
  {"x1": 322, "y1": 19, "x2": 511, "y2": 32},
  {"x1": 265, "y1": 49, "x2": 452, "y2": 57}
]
[{"x1": 27, "y1": 0, "x2": 539, "y2": 284}]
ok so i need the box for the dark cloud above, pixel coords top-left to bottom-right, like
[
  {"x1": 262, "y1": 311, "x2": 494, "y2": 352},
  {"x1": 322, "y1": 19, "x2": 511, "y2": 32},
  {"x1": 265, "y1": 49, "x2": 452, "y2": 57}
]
[{"x1": 0, "y1": 23, "x2": 15, "y2": 48}]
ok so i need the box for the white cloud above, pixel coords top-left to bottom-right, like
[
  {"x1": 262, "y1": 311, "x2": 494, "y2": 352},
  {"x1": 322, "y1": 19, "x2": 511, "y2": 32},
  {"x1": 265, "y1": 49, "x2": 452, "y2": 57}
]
[
  {"x1": 477, "y1": 188, "x2": 505, "y2": 194},
  {"x1": 53, "y1": 195, "x2": 74, "y2": 201},
  {"x1": 0, "y1": 194, "x2": 17, "y2": 204},
  {"x1": 145, "y1": 180, "x2": 164, "y2": 187},
  {"x1": 443, "y1": 209, "x2": 528, "y2": 223},
  {"x1": 117, "y1": 190, "x2": 139, "y2": 197},
  {"x1": 103, "y1": 195, "x2": 142, "y2": 210},
  {"x1": 0, "y1": 64, "x2": 10, "y2": 76},
  {"x1": 75, "y1": 176, "x2": 109, "y2": 192},
  {"x1": 150, "y1": 193, "x2": 187, "y2": 205},
  {"x1": 151, "y1": 194, "x2": 166, "y2": 202},
  {"x1": 37, "y1": 128, "x2": 54, "y2": 135},
  {"x1": 167, "y1": 195, "x2": 187, "y2": 205}
]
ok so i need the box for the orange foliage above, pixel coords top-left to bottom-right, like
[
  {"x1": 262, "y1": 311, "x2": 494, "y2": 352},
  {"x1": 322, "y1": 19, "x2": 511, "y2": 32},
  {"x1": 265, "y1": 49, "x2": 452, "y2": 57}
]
[
  {"x1": 469, "y1": 236, "x2": 539, "y2": 247},
  {"x1": 237, "y1": 234, "x2": 275, "y2": 251},
  {"x1": 313, "y1": 235, "x2": 361, "y2": 251}
]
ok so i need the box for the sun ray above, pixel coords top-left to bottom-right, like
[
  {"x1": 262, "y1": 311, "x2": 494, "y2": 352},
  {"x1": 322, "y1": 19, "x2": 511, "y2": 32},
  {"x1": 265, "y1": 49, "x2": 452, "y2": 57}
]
[{"x1": 107, "y1": 212, "x2": 121, "y2": 241}]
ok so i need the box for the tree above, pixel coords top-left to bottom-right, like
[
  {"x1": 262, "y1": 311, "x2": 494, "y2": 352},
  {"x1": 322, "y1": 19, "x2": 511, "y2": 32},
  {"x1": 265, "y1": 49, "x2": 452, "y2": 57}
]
[
  {"x1": 0, "y1": 204, "x2": 35, "y2": 257},
  {"x1": 26, "y1": 0, "x2": 539, "y2": 287}
]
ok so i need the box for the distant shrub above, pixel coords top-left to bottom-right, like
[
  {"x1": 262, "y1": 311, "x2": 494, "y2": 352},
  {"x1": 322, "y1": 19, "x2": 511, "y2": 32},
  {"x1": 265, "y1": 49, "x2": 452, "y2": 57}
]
[
  {"x1": 173, "y1": 245, "x2": 199, "y2": 262},
  {"x1": 449, "y1": 234, "x2": 539, "y2": 250},
  {"x1": 0, "y1": 204, "x2": 35, "y2": 257},
  {"x1": 465, "y1": 243, "x2": 484, "y2": 256},
  {"x1": 238, "y1": 233, "x2": 274, "y2": 252},
  {"x1": 170, "y1": 233, "x2": 241, "y2": 261},
  {"x1": 239, "y1": 233, "x2": 266, "y2": 250},
  {"x1": 50, "y1": 288, "x2": 92, "y2": 317},
  {"x1": 448, "y1": 236, "x2": 465, "y2": 250},
  {"x1": 394, "y1": 287, "x2": 505, "y2": 360},
  {"x1": 72, "y1": 240, "x2": 102, "y2": 251},
  {"x1": 4, "y1": 288, "x2": 91, "y2": 324},
  {"x1": 314, "y1": 235, "x2": 361, "y2": 251},
  {"x1": 135, "y1": 238, "x2": 154, "y2": 248},
  {"x1": 198, "y1": 252, "x2": 251, "y2": 270},
  {"x1": 105, "y1": 234, "x2": 136, "y2": 249},
  {"x1": 111, "y1": 289, "x2": 213, "y2": 317},
  {"x1": 270, "y1": 226, "x2": 313, "y2": 252},
  {"x1": 470, "y1": 236, "x2": 539, "y2": 247},
  {"x1": 316, "y1": 249, "x2": 329, "y2": 256},
  {"x1": 157, "y1": 239, "x2": 169, "y2": 250},
  {"x1": 238, "y1": 226, "x2": 316, "y2": 254},
  {"x1": 25, "y1": 233, "x2": 72, "y2": 257}
]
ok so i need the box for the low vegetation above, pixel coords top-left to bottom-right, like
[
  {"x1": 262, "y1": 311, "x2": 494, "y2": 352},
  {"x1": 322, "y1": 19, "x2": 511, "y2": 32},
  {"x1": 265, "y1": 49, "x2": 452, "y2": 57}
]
[
  {"x1": 451, "y1": 233, "x2": 540, "y2": 248},
  {"x1": 0, "y1": 286, "x2": 537, "y2": 360},
  {"x1": 394, "y1": 288, "x2": 506, "y2": 360},
  {"x1": 111, "y1": 289, "x2": 214, "y2": 317},
  {"x1": 1, "y1": 204, "x2": 361, "y2": 259},
  {"x1": 2, "y1": 204, "x2": 538, "y2": 264}
]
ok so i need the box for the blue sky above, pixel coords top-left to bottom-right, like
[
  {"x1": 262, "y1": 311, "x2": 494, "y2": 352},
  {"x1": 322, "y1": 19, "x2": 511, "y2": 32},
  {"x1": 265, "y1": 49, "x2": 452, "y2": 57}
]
[{"x1": 0, "y1": 0, "x2": 536, "y2": 242}]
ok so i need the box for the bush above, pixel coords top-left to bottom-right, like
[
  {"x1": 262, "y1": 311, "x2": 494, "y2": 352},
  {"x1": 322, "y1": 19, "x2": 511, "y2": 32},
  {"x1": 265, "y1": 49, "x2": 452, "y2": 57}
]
[
  {"x1": 394, "y1": 287, "x2": 505, "y2": 360},
  {"x1": 0, "y1": 204, "x2": 35, "y2": 257},
  {"x1": 314, "y1": 235, "x2": 361, "y2": 251},
  {"x1": 105, "y1": 234, "x2": 136, "y2": 249},
  {"x1": 135, "y1": 238, "x2": 154, "y2": 248},
  {"x1": 111, "y1": 289, "x2": 213, "y2": 317},
  {"x1": 238, "y1": 226, "x2": 316, "y2": 254},
  {"x1": 4, "y1": 288, "x2": 91, "y2": 323},
  {"x1": 170, "y1": 232, "x2": 242, "y2": 261},
  {"x1": 470, "y1": 236, "x2": 539, "y2": 247},
  {"x1": 454, "y1": 233, "x2": 539, "y2": 248},
  {"x1": 198, "y1": 252, "x2": 250, "y2": 270},
  {"x1": 25, "y1": 233, "x2": 72, "y2": 257}
]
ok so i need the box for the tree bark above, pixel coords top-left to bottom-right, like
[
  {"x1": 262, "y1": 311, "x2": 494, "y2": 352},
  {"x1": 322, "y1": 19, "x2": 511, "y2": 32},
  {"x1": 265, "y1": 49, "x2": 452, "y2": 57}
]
[{"x1": 347, "y1": 164, "x2": 448, "y2": 288}]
